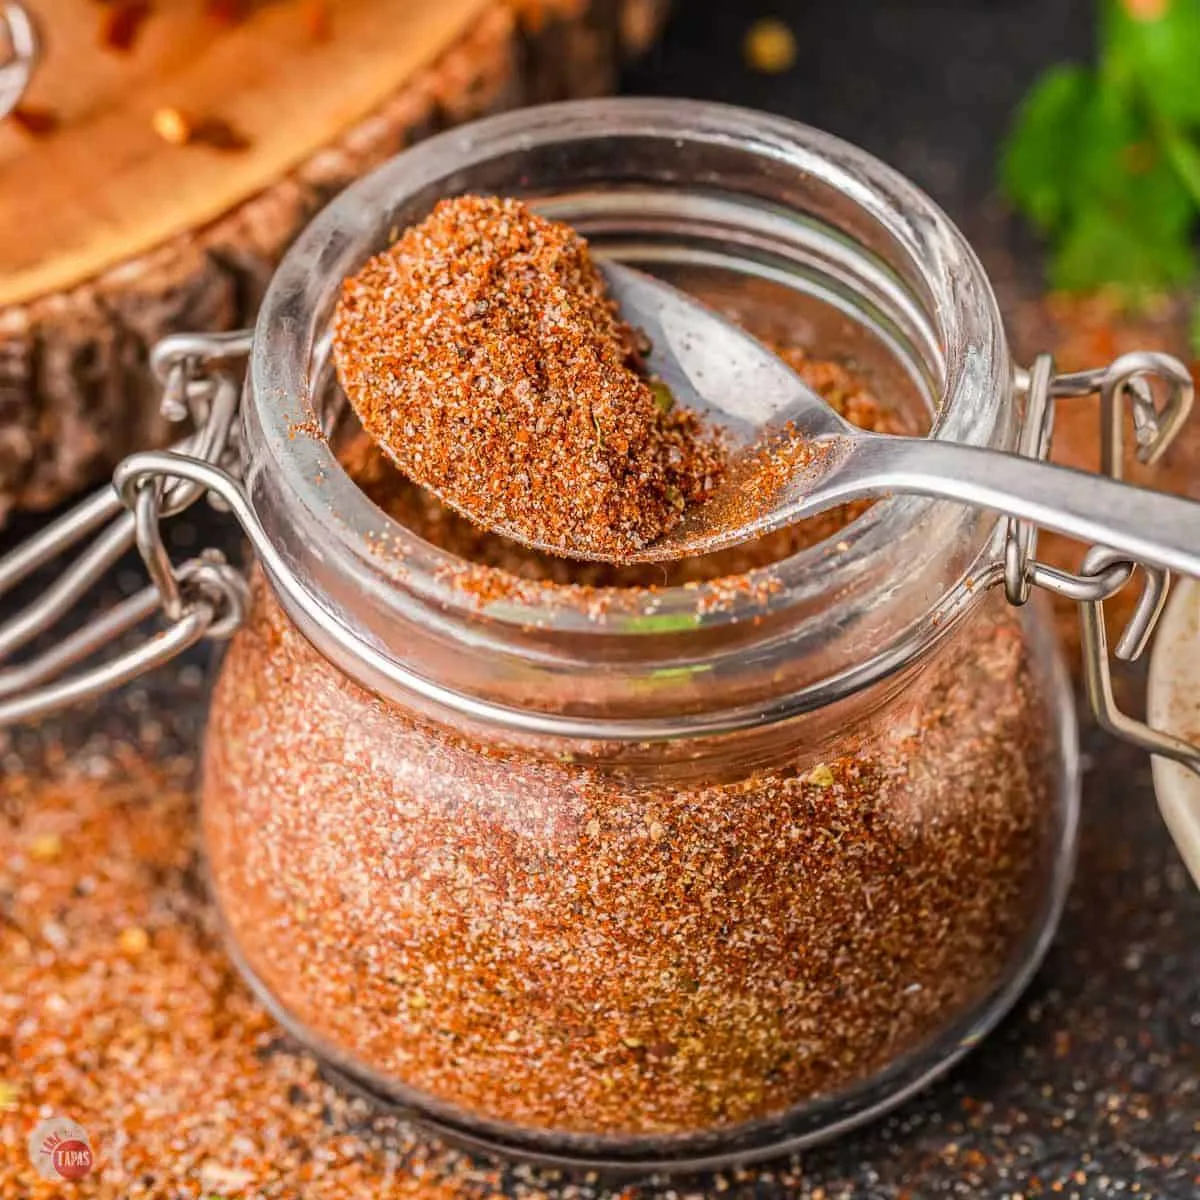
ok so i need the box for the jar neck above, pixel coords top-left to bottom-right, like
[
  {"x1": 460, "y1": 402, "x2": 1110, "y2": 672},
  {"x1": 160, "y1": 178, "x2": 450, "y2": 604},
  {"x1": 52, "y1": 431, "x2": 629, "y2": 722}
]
[{"x1": 242, "y1": 99, "x2": 1013, "y2": 740}]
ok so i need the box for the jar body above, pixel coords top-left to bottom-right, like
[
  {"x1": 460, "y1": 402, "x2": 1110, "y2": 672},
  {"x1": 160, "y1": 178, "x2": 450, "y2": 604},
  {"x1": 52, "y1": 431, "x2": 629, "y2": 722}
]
[
  {"x1": 200, "y1": 100, "x2": 1081, "y2": 1168},
  {"x1": 202, "y1": 581, "x2": 1075, "y2": 1166}
]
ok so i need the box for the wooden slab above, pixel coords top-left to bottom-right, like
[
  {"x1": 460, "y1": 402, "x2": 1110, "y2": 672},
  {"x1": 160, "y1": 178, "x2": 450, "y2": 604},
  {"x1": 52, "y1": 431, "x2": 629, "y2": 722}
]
[
  {"x1": 0, "y1": 0, "x2": 667, "y2": 522},
  {"x1": 0, "y1": 0, "x2": 494, "y2": 307}
]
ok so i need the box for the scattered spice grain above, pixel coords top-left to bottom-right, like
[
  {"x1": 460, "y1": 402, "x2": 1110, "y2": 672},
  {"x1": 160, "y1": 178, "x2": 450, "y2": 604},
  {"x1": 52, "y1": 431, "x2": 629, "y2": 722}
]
[
  {"x1": 743, "y1": 17, "x2": 797, "y2": 74},
  {"x1": 150, "y1": 105, "x2": 191, "y2": 146},
  {"x1": 100, "y1": 1, "x2": 153, "y2": 52},
  {"x1": 333, "y1": 195, "x2": 727, "y2": 560},
  {"x1": 6, "y1": 105, "x2": 58, "y2": 137}
]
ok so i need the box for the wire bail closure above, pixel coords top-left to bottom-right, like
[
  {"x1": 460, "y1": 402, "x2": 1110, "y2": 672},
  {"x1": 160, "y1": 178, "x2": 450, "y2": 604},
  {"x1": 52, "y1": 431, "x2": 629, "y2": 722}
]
[
  {"x1": 1004, "y1": 349, "x2": 1200, "y2": 774},
  {"x1": 1, "y1": 324, "x2": 1199, "y2": 775},
  {"x1": 0, "y1": 330, "x2": 253, "y2": 727}
]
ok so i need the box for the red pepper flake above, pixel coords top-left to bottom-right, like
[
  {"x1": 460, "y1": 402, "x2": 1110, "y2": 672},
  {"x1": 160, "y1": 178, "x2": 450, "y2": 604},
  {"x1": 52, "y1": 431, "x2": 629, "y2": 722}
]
[
  {"x1": 100, "y1": 1, "x2": 153, "y2": 52},
  {"x1": 206, "y1": 0, "x2": 249, "y2": 24},
  {"x1": 7, "y1": 105, "x2": 59, "y2": 136},
  {"x1": 302, "y1": 0, "x2": 331, "y2": 41},
  {"x1": 190, "y1": 114, "x2": 251, "y2": 151},
  {"x1": 151, "y1": 106, "x2": 249, "y2": 151}
]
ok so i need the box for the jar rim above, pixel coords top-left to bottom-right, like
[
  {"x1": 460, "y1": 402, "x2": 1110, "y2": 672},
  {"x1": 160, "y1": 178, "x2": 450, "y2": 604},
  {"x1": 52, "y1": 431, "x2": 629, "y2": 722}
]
[
  {"x1": 243, "y1": 98, "x2": 1013, "y2": 736},
  {"x1": 249, "y1": 97, "x2": 1009, "y2": 630}
]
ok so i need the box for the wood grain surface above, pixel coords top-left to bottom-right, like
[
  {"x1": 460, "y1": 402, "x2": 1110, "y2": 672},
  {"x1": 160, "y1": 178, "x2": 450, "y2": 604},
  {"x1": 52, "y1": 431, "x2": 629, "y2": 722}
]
[{"x1": 0, "y1": 0, "x2": 665, "y2": 523}]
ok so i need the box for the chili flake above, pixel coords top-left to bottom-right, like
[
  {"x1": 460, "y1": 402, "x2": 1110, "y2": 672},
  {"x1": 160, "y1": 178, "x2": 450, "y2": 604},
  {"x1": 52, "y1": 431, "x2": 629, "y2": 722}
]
[
  {"x1": 100, "y1": 1, "x2": 153, "y2": 52},
  {"x1": 7, "y1": 105, "x2": 58, "y2": 136}
]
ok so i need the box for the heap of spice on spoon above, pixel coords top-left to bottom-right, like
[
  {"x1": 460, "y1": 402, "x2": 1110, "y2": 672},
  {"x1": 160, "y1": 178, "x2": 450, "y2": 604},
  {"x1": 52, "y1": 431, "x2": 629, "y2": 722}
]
[
  {"x1": 333, "y1": 195, "x2": 726, "y2": 562},
  {"x1": 335, "y1": 194, "x2": 1200, "y2": 577}
]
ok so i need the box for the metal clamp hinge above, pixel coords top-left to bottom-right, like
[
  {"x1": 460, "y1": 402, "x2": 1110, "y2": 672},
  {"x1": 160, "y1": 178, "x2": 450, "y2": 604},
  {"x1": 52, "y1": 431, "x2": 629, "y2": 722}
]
[
  {"x1": 1006, "y1": 349, "x2": 1200, "y2": 775},
  {"x1": 0, "y1": 330, "x2": 253, "y2": 728}
]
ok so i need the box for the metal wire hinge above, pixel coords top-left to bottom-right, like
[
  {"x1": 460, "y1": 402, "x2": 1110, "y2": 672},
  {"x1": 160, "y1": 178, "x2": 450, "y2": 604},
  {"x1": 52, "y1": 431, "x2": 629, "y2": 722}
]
[
  {"x1": 0, "y1": 330, "x2": 253, "y2": 728},
  {"x1": 1005, "y1": 350, "x2": 1200, "y2": 774},
  {"x1": 4, "y1": 325, "x2": 1200, "y2": 775}
]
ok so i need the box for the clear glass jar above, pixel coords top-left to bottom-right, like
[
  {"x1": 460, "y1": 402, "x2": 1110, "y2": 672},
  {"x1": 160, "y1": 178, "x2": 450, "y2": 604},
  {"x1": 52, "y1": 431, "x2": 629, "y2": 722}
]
[{"x1": 200, "y1": 98, "x2": 1079, "y2": 1170}]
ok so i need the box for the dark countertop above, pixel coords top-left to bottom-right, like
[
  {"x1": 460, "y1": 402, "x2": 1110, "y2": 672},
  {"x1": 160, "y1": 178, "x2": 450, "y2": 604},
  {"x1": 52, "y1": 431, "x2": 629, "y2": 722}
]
[{"x1": 2, "y1": 1, "x2": 1197, "y2": 1196}]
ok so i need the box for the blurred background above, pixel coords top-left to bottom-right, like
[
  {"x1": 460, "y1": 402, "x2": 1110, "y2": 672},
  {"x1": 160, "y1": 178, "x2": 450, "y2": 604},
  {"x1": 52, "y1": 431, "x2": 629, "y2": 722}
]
[{"x1": 629, "y1": 0, "x2": 1089, "y2": 226}]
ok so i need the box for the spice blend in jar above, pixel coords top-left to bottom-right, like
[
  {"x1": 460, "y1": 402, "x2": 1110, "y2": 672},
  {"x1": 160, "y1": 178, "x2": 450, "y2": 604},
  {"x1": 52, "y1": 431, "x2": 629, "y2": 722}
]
[
  {"x1": 198, "y1": 102, "x2": 1080, "y2": 1165},
  {"x1": 332, "y1": 195, "x2": 726, "y2": 559},
  {"x1": 204, "y1": 330, "x2": 1064, "y2": 1140},
  {"x1": 206, "y1": 584, "x2": 1055, "y2": 1137}
]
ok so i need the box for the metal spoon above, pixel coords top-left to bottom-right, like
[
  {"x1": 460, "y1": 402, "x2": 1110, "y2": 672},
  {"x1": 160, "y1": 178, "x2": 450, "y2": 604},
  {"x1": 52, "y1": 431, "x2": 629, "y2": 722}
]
[{"x1": 580, "y1": 261, "x2": 1200, "y2": 573}]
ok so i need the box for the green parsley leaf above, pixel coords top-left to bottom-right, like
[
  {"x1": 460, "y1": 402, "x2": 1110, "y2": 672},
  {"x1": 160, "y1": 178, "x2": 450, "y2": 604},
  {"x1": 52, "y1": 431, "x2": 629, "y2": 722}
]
[
  {"x1": 650, "y1": 379, "x2": 676, "y2": 414},
  {"x1": 1101, "y1": 0, "x2": 1200, "y2": 126},
  {"x1": 1004, "y1": 1, "x2": 1200, "y2": 301},
  {"x1": 1001, "y1": 65, "x2": 1093, "y2": 232},
  {"x1": 1051, "y1": 204, "x2": 1195, "y2": 291}
]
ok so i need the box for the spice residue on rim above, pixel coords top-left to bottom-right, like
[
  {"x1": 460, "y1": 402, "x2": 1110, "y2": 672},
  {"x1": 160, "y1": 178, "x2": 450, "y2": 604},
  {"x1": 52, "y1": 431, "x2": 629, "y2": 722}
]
[{"x1": 332, "y1": 195, "x2": 727, "y2": 560}]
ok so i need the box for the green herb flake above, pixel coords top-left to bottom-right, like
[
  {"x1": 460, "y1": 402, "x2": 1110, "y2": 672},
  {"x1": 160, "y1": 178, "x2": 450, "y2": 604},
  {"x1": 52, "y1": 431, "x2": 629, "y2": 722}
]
[
  {"x1": 650, "y1": 379, "x2": 676, "y2": 414},
  {"x1": 807, "y1": 763, "x2": 835, "y2": 788}
]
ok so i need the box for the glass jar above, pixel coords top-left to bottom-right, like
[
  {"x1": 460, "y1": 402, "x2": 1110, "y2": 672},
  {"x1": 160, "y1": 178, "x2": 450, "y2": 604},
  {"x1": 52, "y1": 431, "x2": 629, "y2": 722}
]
[
  {"x1": 200, "y1": 98, "x2": 1078, "y2": 1170},
  {"x1": 8, "y1": 98, "x2": 1196, "y2": 1172}
]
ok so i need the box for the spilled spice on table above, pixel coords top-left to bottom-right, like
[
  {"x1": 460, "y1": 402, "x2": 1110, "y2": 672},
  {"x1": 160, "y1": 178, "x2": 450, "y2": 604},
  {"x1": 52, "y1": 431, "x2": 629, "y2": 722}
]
[{"x1": 0, "y1": 753, "x2": 543, "y2": 1197}]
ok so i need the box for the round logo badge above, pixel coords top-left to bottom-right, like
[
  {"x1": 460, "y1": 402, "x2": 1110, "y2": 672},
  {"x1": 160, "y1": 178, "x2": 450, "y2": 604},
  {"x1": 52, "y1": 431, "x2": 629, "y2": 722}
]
[{"x1": 27, "y1": 1117, "x2": 95, "y2": 1181}]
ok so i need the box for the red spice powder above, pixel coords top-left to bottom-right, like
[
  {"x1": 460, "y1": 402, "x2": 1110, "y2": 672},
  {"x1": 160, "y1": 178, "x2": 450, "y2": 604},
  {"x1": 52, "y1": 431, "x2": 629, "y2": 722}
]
[
  {"x1": 204, "y1": 582, "x2": 1055, "y2": 1138},
  {"x1": 333, "y1": 195, "x2": 727, "y2": 560},
  {"x1": 205, "y1": 0, "x2": 250, "y2": 24},
  {"x1": 6, "y1": 106, "x2": 58, "y2": 137}
]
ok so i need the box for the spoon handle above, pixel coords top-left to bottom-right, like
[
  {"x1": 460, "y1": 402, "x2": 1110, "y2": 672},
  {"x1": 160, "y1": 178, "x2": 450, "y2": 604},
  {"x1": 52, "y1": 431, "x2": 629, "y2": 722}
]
[{"x1": 840, "y1": 434, "x2": 1200, "y2": 578}]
